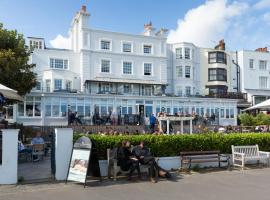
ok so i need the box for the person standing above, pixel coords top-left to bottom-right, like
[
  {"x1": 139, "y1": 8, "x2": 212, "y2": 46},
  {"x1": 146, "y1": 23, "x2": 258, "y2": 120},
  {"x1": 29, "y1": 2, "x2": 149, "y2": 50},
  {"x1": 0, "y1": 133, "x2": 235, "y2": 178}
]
[{"x1": 149, "y1": 114, "x2": 156, "y2": 133}]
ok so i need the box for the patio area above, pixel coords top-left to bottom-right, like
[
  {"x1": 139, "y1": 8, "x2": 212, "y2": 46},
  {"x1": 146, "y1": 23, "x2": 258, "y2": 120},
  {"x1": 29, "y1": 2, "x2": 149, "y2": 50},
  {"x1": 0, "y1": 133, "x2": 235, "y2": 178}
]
[{"x1": 18, "y1": 155, "x2": 53, "y2": 182}]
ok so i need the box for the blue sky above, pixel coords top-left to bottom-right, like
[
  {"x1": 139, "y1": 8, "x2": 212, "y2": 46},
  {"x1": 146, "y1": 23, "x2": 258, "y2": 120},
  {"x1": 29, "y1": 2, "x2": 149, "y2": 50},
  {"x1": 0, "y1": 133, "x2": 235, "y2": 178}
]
[{"x1": 0, "y1": 0, "x2": 270, "y2": 50}]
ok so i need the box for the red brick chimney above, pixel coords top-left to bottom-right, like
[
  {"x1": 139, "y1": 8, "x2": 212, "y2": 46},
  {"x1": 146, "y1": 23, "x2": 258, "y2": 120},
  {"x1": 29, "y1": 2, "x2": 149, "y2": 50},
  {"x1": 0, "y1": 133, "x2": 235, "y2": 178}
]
[
  {"x1": 215, "y1": 39, "x2": 225, "y2": 50},
  {"x1": 81, "y1": 5, "x2": 87, "y2": 12},
  {"x1": 255, "y1": 47, "x2": 268, "y2": 53}
]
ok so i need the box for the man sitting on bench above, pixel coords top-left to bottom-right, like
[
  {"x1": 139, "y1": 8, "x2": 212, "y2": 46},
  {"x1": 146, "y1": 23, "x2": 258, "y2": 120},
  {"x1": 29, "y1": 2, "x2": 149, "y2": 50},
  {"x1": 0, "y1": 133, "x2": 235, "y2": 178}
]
[{"x1": 132, "y1": 141, "x2": 171, "y2": 182}]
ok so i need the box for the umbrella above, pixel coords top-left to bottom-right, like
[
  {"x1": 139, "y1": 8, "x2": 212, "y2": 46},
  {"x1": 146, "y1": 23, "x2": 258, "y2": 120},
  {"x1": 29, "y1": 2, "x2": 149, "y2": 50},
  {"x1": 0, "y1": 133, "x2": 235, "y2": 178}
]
[
  {"x1": 0, "y1": 83, "x2": 24, "y2": 102},
  {"x1": 242, "y1": 99, "x2": 270, "y2": 111}
]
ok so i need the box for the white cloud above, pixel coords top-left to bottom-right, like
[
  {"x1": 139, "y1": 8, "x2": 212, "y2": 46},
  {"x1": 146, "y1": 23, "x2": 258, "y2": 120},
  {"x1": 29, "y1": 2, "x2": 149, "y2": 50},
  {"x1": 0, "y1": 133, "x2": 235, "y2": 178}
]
[
  {"x1": 167, "y1": 0, "x2": 249, "y2": 47},
  {"x1": 50, "y1": 34, "x2": 71, "y2": 49},
  {"x1": 254, "y1": 0, "x2": 270, "y2": 10},
  {"x1": 263, "y1": 12, "x2": 270, "y2": 24}
]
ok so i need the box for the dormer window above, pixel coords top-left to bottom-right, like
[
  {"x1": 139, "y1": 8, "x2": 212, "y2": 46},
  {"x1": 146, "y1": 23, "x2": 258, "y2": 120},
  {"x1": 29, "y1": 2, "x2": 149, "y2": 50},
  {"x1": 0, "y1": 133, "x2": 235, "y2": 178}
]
[{"x1": 100, "y1": 40, "x2": 111, "y2": 50}]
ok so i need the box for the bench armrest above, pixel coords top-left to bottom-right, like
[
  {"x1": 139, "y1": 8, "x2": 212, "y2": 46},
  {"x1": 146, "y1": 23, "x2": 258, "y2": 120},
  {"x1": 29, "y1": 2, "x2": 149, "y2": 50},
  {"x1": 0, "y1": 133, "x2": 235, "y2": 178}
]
[{"x1": 259, "y1": 151, "x2": 270, "y2": 157}]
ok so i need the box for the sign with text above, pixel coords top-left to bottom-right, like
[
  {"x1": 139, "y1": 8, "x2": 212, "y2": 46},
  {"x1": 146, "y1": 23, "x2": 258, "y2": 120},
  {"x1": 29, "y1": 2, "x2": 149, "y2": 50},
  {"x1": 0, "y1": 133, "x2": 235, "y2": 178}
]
[{"x1": 67, "y1": 148, "x2": 91, "y2": 183}]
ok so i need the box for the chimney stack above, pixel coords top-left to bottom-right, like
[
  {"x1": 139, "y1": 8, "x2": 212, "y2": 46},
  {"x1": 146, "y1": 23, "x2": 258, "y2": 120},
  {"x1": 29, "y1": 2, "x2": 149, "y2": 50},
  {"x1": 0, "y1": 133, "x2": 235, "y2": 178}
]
[
  {"x1": 81, "y1": 5, "x2": 87, "y2": 12},
  {"x1": 215, "y1": 39, "x2": 225, "y2": 50},
  {"x1": 255, "y1": 47, "x2": 269, "y2": 53},
  {"x1": 143, "y1": 21, "x2": 155, "y2": 36}
]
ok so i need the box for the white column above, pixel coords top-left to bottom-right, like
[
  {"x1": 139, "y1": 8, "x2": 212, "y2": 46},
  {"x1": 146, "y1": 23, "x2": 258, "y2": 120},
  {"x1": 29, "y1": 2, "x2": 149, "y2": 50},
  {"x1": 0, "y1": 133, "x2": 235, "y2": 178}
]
[
  {"x1": 190, "y1": 119, "x2": 193, "y2": 134},
  {"x1": 181, "y1": 120, "x2": 184, "y2": 133},
  {"x1": 166, "y1": 120, "x2": 169, "y2": 134},
  {"x1": 55, "y1": 128, "x2": 73, "y2": 181},
  {"x1": 0, "y1": 129, "x2": 19, "y2": 184}
]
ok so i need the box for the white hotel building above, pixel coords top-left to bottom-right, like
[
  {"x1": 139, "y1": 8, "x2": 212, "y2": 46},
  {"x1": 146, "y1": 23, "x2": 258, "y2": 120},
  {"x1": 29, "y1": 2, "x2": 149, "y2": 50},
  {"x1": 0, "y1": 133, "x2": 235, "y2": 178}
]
[{"x1": 8, "y1": 6, "x2": 240, "y2": 126}]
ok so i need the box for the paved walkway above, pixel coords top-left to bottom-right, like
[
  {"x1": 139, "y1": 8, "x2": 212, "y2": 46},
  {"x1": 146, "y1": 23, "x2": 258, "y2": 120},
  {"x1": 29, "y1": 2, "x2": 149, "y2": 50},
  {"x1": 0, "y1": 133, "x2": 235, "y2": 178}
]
[{"x1": 2, "y1": 168, "x2": 270, "y2": 200}]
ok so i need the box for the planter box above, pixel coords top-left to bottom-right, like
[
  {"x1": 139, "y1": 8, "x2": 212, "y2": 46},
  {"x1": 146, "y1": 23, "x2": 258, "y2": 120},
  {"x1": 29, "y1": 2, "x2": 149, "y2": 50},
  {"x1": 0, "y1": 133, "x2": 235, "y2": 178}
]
[{"x1": 157, "y1": 156, "x2": 181, "y2": 171}]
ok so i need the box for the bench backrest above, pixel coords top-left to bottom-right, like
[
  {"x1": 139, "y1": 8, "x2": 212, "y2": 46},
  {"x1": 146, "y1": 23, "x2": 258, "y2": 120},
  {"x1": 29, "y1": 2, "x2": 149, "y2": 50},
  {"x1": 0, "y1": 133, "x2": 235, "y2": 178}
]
[{"x1": 232, "y1": 145, "x2": 259, "y2": 157}]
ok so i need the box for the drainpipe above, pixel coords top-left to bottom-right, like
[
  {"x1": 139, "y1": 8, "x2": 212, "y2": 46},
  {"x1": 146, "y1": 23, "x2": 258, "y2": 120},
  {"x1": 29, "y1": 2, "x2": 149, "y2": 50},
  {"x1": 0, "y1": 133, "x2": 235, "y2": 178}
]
[{"x1": 232, "y1": 51, "x2": 240, "y2": 93}]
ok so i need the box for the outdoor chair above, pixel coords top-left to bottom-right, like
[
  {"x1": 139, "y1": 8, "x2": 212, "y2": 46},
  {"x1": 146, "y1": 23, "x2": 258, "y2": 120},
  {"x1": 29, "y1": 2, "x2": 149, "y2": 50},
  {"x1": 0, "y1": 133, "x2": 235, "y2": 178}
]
[{"x1": 32, "y1": 144, "x2": 45, "y2": 162}]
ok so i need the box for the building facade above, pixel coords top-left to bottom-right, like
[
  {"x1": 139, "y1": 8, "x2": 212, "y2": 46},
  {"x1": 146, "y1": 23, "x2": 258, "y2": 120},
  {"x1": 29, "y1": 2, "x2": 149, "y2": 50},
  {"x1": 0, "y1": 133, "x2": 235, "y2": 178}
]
[{"x1": 6, "y1": 6, "x2": 239, "y2": 126}]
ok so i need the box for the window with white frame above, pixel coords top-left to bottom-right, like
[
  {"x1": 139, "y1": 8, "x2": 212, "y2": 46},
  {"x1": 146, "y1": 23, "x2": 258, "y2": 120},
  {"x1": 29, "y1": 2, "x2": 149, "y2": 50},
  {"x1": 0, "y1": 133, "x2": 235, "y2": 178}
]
[
  {"x1": 100, "y1": 40, "x2": 111, "y2": 50},
  {"x1": 101, "y1": 60, "x2": 110, "y2": 73},
  {"x1": 143, "y1": 85, "x2": 152, "y2": 96},
  {"x1": 34, "y1": 81, "x2": 41, "y2": 91},
  {"x1": 259, "y1": 60, "x2": 267, "y2": 70},
  {"x1": 185, "y1": 86, "x2": 191, "y2": 96},
  {"x1": 143, "y1": 45, "x2": 152, "y2": 54},
  {"x1": 185, "y1": 48, "x2": 190, "y2": 59},
  {"x1": 123, "y1": 84, "x2": 132, "y2": 94},
  {"x1": 54, "y1": 79, "x2": 62, "y2": 90},
  {"x1": 123, "y1": 61, "x2": 132, "y2": 74},
  {"x1": 176, "y1": 86, "x2": 183, "y2": 96},
  {"x1": 50, "y1": 58, "x2": 68, "y2": 69},
  {"x1": 144, "y1": 63, "x2": 152, "y2": 75},
  {"x1": 176, "y1": 66, "x2": 183, "y2": 78},
  {"x1": 259, "y1": 76, "x2": 268, "y2": 89},
  {"x1": 122, "y1": 42, "x2": 132, "y2": 52},
  {"x1": 18, "y1": 96, "x2": 41, "y2": 117},
  {"x1": 185, "y1": 66, "x2": 191, "y2": 78},
  {"x1": 175, "y1": 48, "x2": 182, "y2": 59},
  {"x1": 249, "y1": 59, "x2": 254, "y2": 69}
]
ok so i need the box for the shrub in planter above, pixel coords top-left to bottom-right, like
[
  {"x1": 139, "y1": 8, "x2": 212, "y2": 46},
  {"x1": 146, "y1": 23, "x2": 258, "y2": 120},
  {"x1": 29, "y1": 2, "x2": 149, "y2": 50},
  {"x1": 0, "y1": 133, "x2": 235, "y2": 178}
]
[{"x1": 74, "y1": 133, "x2": 270, "y2": 160}]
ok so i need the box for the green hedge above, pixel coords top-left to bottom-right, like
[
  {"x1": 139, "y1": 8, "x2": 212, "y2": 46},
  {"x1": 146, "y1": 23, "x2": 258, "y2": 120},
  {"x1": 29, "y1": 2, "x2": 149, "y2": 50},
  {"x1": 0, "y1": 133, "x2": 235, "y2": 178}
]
[{"x1": 74, "y1": 133, "x2": 270, "y2": 159}]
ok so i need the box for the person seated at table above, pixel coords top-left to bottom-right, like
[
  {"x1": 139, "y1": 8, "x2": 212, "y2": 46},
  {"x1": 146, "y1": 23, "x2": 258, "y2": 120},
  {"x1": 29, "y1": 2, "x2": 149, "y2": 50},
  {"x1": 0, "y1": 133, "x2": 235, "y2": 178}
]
[
  {"x1": 31, "y1": 131, "x2": 46, "y2": 161},
  {"x1": 18, "y1": 140, "x2": 32, "y2": 154},
  {"x1": 132, "y1": 141, "x2": 171, "y2": 182},
  {"x1": 31, "y1": 131, "x2": 45, "y2": 144},
  {"x1": 117, "y1": 140, "x2": 141, "y2": 181}
]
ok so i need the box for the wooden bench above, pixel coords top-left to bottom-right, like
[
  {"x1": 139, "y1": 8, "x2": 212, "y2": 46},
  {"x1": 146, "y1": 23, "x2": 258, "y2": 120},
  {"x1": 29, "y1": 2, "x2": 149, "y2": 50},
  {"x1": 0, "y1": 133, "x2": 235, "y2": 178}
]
[
  {"x1": 232, "y1": 145, "x2": 270, "y2": 168},
  {"x1": 180, "y1": 151, "x2": 230, "y2": 169},
  {"x1": 107, "y1": 147, "x2": 158, "y2": 181}
]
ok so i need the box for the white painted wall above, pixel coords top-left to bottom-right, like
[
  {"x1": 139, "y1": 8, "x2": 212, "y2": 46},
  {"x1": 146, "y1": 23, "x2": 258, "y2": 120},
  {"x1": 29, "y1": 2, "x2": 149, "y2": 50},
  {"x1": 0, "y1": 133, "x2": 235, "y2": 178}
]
[
  {"x1": 0, "y1": 129, "x2": 19, "y2": 184},
  {"x1": 55, "y1": 128, "x2": 73, "y2": 181}
]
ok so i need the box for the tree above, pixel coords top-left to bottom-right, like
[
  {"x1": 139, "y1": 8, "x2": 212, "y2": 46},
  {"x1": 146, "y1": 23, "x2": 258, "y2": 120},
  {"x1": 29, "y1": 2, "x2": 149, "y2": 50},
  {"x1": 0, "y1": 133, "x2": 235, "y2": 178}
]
[{"x1": 0, "y1": 23, "x2": 36, "y2": 95}]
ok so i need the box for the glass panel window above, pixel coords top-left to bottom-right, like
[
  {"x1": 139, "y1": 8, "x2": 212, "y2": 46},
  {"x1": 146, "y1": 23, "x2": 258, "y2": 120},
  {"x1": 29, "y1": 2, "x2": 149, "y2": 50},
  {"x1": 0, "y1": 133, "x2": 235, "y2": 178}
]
[
  {"x1": 145, "y1": 106, "x2": 153, "y2": 117},
  {"x1": 184, "y1": 48, "x2": 190, "y2": 59},
  {"x1": 226, "y1": 108, "x2": 230, "y2": 119},
  {"x1": 208, "y1": 68, "x2": 227, "y2": 81},
  {"x1": 185, "y1": 86, "x2": 191, "y2": 96},
  {"x1": 85, "y1": 105, "x2": 91, "y2": 117},
  {"x1": 175, "y1": 48, "x2": 182, "y2": 59},
  {"x1": 259, "y1": 76, "x2": 268, "y2": 89},
  {"x1": 18, "y1": 103, "x2": 24, "y2": 116},
  {"x1": 259, "y1": 60, "x2": 267, "y2": 70},
  {"x1": 249, "y1": 59, "x2": 254, "y2": 69},
  {"x1": 123, "y1": 84, "x2": 132, "y2": 94},
  {"x1": 45, "y1": 105, "x2": 51, "y2": 117},
  {"x1": 208, "y1": 51, "x2": 227, "y2": 64},
  {"x1": 230, "y1": 108, "x2": 234, "y2": 118},
  {"x1": 144, "y1": 86, "x2": 152, "y2": 96},
  {"x1": 144, "y1": 63, "x2": 152, "y2": 75},
  {"x1": 123, "y1": 62, "x2": 132, "y2": 74},
  {"x1": 143, "y1": 45, "x2": 152, "y2": 54},
  {"x1": 122, "y1": 42, "x2": 132, "y2": 52},
  {"x1": 100, "y1": 40, "x2": 110, "y2": 50},
  {"x1": 220, "y1": 108, "x2": 225, "y2": 118},
  {"x1": 26, "y1": 102, "x2": 33, "y2": 117},
  {"x1": 66, "y1": 80, "x2": 72, "y2": 91},
  {"x1": 54, "y1": 79, "x2": 62, "y2": 90},
  {"x1": 61, "y1": 104, "x2": 67, "y2": 117},
  {"x1": 185, "y1": 66, "x2": 191, "y2": 78},
  {"x1": 34, "y1": 102, "x2": 41, "y2": 117},
  {"x1": 176, "y1": 66, "x2": 183, "y2": 78},
  {"x1": 101, "y1": 60, "x2": 110, "y2": 73},
  {"x1": 176, "y1": 86, "x2": 182, "y2": 96},
  {"x1": 50, "y1": 58, "x2": 68, "y2": 69},
  {"x1": 35, "y1": 81, "x2": 41, "y2": 90},
  {"x1": 46, "y1": 79, "x2": 51, "y2": 92}
]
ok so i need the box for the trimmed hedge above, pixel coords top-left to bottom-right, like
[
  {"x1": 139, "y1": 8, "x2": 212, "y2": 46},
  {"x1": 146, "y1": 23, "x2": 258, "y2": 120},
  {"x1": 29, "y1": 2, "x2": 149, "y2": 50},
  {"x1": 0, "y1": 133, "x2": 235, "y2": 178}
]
[{"x1": 74, "y1": 133, "x2": 270, "y2": 159}]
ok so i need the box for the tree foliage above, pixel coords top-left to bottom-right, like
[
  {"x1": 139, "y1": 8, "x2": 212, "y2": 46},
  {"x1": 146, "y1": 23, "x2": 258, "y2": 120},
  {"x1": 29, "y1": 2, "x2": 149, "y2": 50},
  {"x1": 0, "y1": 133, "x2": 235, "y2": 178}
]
[
  {"x1": 0, "y1": 23, "x2": 36, "y2": 95},
  {"x1": 239, "y1": 113, "x2": 270, "y2": 126}
]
